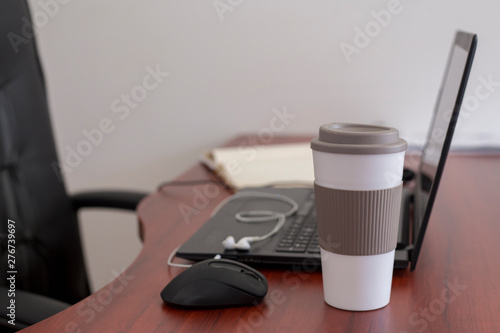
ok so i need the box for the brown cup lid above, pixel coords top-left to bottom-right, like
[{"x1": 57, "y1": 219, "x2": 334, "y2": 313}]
[{"x1": 310, "y1": 123, "x2": 407, "y2": 154}]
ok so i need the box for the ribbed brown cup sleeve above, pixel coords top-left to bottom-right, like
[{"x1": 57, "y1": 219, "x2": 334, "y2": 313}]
[{"x1": 314, "y1": 183, "x2": 403, "y2": 256}]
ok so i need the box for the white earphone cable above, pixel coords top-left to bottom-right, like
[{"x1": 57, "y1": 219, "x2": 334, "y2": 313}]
[
  {"x1": 167, "y1": 246, "x2": 193, "y2": 268},
  {"x1": 221, "y1": 191, "x2": 298, "y2": 250},
  {"x1": 168, "y1": 191, "x2": 300, "y2": 266},
  {"x1": 167, "y1": 245, "x2": 222, "y2": 268}
]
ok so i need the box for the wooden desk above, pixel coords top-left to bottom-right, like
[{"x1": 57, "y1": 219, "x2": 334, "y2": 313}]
[{"x1": 23, "y1": 136, "x2": 500, "y2": 333}]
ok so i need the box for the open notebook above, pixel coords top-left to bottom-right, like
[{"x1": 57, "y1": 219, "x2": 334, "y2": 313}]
[{"x1": 200, "y1": 143, "x2": 314, "y2": 189}]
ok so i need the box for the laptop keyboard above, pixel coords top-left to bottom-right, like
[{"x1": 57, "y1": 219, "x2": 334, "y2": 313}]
[{"x1": 275, "y1": 191, "x2": 320, "y2": 254}]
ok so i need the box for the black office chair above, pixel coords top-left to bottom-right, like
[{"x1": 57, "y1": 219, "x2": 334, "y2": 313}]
[{"x1": 0, "y1": 1, "x2": 147, "y2": 330}]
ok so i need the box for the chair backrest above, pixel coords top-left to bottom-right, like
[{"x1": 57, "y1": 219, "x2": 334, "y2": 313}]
[{"x1": 0, "y1": 0, "x2": 89, "y2": 303}]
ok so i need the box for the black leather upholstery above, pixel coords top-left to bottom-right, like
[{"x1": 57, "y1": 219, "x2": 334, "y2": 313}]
[
  {"x1": 72, "y1": 191, "x2": 146, "y2": 211},
  {"x1": 0, "y1": 0, "x2": 147, "y2": 329},
  {"x1": 0, "y1": 286, "x2": 70, "y2": 331},
  {"x1": 0, "y1": 0, "x2": 90, "y2": 305}
]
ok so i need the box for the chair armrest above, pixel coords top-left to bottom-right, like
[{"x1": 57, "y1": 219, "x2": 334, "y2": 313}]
[
  {"x1": 71, "y1": 190, "x2": 148, "y2": 211},
  {"x1": 0, "y1": 286, "x2": 70, "y2": 331}
]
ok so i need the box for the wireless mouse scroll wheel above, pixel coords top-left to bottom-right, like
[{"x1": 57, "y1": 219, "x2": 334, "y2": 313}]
[{"x1": 242, "y1": 270, "x2": 261, "y2": 281}]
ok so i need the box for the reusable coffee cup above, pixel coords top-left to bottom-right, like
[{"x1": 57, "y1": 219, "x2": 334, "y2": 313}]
[{"x1": 310, "y1": 123, "x2": 407, "y2": 311}]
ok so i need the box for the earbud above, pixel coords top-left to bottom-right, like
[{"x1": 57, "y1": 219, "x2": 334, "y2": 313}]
[
  {"x1": 222, "y1": 236, "x2": 236, "y2": 249},
  {"x1": 222, "y1": 236, "x2": 253, "y2": 251},
  {"x1": 234, "y1": 237, "x2": 252, "y2": 250},
  {"x1": 218, "y1": 192, "x2": 299, "y2": 252}
]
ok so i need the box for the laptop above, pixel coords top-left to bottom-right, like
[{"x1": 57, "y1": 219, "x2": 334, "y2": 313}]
[{"x1": 176, "y1": 31, "x2": 477, "y2": 271}]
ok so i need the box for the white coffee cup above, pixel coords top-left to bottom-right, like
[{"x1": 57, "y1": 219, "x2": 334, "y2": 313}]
[{"x1": 310, "y1": 123, "x2": 407, "y2": 311}]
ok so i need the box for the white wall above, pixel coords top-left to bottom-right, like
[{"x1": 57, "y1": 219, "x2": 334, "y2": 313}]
[{"x1": 27, "y1": 0, "x2": 500, "y2": 290}]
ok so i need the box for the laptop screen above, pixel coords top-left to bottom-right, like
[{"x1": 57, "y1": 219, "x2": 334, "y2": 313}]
[{"x1": 411, "y1": 31, "x2": 477, "y2": 270}]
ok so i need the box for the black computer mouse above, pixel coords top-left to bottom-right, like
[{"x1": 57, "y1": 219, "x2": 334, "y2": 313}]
[{"x1": 161, "y1": 259, "x2": 268, "y2": 309}]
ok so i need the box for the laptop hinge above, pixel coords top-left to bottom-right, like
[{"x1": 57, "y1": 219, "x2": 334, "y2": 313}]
[{"x1": 405, "y1": 244, "x2": 415, "y2": 259}]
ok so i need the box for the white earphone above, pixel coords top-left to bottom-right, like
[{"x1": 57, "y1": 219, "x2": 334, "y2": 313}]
[
  {"x1": 215, "y1": 192, "x2": 298, "y2": 251},
  {"x1": 166, "y1": 191, "x2": 299, "y2": 268},
  {"x1": 222, "y1": 236, "x2": 254, "y2": 250}
]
